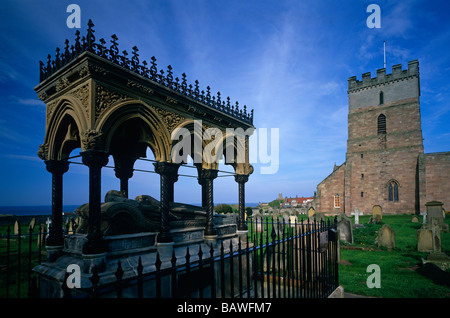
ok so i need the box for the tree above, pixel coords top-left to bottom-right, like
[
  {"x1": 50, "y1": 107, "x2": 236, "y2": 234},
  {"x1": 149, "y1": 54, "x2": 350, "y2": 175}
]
[
  {"x1": 268, "y1": 199, "x2": 283, "y2": 208},
  {"x1": 215, "y1": 204, "x2": 233, "y2": 214}
]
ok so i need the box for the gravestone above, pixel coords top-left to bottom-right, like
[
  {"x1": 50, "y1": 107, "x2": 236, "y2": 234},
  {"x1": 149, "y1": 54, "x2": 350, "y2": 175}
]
[
  {"x1": 29, "y1": 217, "x2": 36, "y2": 232},
  {"x1": 417, "y1": 227, "x2": 433, "y2": 252},
  {"x1": 372, "y1": 205, "x2": 382, "y2": 222},
  {"x1": 14, "y1": 220, "x2": 20, "y2": 235},
  {"x1": 337, "y1": 214, "x2": 353, "y2": 244},
  {"x1": 425, "y1": 201, "x2": 448, "y2": 232},
  {"x1": 289, "y1": 215, "x2": 298, "y2": 228},
  {"x1": 351, "y1": 208, "x2": 363, "y2": 225},
  {"x1": 37, "y1": 224, "x2": 46, "y2": 247},
  {"x1": 253, "y1": 212, "x2": 264, "y2": 233},
  {"x1": 411, "y1": 215, "x2": 420, "y2": 223},
  {"x1": 307, "y1": 207, "x2": 315, "y2": 218},
  {"x1": 377, "y1": 224, "x2": 395, "y2": 250},
  {"x1": 422, "y1": 218, "x2": 450, "y2": 271}
]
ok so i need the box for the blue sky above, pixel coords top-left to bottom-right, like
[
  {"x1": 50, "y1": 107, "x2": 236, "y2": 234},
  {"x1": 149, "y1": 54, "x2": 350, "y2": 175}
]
[{"x1": 0, "y1": 0, "x2": 449, "y2": 206}]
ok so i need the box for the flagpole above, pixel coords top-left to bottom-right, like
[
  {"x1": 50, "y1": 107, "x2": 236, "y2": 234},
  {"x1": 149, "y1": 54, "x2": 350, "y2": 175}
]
[{"x1": 383, "y1": 41, "x2": 386, "y2": 69}]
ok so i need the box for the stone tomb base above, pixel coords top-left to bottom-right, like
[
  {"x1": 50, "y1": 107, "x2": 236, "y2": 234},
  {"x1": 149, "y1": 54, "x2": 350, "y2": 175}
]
[{"x1": 34, "y1": 215, "x2": 245, "y2": 298}]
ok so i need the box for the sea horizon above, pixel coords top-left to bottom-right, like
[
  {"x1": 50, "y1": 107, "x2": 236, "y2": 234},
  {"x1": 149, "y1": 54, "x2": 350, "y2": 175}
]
[{"x1": 0, "y1": 202, "x2": 260, "y2": 216}]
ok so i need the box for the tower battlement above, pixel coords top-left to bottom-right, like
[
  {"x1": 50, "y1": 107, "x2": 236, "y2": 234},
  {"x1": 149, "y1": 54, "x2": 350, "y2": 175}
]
[{"x1": 348, "y1": 60, "x2": 419, "y2": 92}]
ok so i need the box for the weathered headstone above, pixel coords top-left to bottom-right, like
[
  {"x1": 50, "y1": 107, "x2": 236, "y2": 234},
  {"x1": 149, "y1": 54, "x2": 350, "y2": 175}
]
[
  {"x1": 289, "y1": 215, "x2": 298, "y2": 227},
  {"x1": 337, "y1": 214, "x2": 353, "y2": 244},
  {"x1": 372, "y1": 205, "x2": 382, "y2": 222},
  {"x1": 37, "y1": 224, "x2": 46, "y2": 247},
  {"x1": 253, "y1": 212, "x2": 264, "y2": 233},
  {"x1": 29, "y1": 217, "x2": 36, "y2": 232},
  {"x1": 425, "y1": 201, "x2": 448, "y2": 232},
  {"x1": 422, "y1": 218, "x2": 450, "y2": 271},
  {"x1": 417, "y1": 227, "x2": 433, "y2": 252},
  {"x1": 14, "y1": 220, "x2": 20, "y2": 235},
  {"x1": 411, "y1": 215, "x2": 420, "y2": 223},
  {"x1": 377, "y1": 224, "x2": 395, "y2": 250},
  {"x1": 307, "y1": 207, "x2": 315, "y2": 218}
]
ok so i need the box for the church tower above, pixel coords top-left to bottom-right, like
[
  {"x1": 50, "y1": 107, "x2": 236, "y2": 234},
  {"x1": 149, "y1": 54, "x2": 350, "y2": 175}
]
[{"x1": 344, "y1": 60, "x2": 424, "y2": 214}]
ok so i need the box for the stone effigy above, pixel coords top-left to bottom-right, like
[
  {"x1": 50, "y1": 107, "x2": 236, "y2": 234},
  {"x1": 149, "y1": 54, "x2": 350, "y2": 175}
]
[{"x1": 75, "y1": 190, "x2": 208, "y2": 236}]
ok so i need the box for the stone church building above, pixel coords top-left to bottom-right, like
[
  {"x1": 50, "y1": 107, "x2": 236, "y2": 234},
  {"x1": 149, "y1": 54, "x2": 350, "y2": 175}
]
[{"x1": 315, "y1": 60, "x2": 450, "y2": 215}]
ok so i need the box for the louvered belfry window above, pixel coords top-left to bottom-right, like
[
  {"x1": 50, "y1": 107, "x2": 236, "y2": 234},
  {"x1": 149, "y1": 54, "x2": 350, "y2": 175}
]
[{"x1": 378, "y1": 114, "x2": 386, "y2": 134}]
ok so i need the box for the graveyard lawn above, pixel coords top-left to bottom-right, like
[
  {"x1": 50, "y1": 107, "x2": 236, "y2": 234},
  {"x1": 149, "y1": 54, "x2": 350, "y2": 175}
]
[{"x1": 339, "y1": 214, "x2": 450, "y2": 298}]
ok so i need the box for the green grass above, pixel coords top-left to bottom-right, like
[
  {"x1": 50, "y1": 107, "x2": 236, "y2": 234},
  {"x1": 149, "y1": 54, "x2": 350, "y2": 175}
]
[{"x1": 339, "y1": 214, "x2": 450, "y2": 297}]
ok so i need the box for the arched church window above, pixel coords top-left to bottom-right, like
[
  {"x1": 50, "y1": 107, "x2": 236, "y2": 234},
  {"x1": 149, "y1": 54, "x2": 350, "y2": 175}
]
[
  {"x1": 388, "y1": 180, "x2": 399, "y2": 202},
  {"x1": 378, "y1": 114, "x2": 386, "y2": 134}
]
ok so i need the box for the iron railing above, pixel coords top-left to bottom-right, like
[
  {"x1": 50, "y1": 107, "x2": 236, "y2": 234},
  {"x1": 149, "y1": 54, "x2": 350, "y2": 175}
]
[
  {"x1": 0, "y1": 217, "x2": 339, "y2": 298},
  {"x1": 63, "y1": 217, "x2": 339, "y2": 298}
]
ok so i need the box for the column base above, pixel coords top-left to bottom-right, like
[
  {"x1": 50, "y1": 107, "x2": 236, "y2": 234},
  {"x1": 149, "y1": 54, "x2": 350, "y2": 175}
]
[
  {"x1": 46, "y1": 245, "x2": 64, "y2": 262},
  {"x1": 82, "y1": 252, "x2": 107, "y2": 273},
  {"x1": 157, "y1": 242, "x2": 174, "y2": 260}
]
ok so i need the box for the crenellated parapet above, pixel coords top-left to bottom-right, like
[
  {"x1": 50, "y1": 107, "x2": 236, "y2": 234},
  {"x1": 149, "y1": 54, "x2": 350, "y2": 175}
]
[{"x1": 348, "y1": 60, "x2": 419, "y2": 93}]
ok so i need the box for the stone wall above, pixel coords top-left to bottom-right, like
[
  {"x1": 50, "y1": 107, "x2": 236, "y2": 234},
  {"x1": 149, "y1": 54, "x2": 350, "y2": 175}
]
[
  {"x1": 316, "y1": 163, "x2": 345, "y2": 214},
  {"x1": 422, "y1": 152, "x2": 450, "y2": 211}
]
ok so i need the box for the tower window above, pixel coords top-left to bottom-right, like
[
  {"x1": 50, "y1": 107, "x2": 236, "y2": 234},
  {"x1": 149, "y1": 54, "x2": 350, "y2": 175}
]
[
  {"x1": 377, "y1": 114, "x2": 386, "y2": 134},
  {"x1": 379, "y1": 91, "x2": 384, "y2": 105},
  {"x1": 388, "y1": 180, "x2": 399, "y2": 202},
  {"x1": 361, "y1": 173, "x2": 364, "y2": 179},
  {"x1": 361, "y1": 192, "x2": 364, "y2": 198}
]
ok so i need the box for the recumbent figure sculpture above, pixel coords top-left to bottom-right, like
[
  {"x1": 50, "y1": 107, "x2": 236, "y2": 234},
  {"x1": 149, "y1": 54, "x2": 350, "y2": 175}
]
[{"x1": 75, "y1": 190, "x2": 210, "y2": 236}]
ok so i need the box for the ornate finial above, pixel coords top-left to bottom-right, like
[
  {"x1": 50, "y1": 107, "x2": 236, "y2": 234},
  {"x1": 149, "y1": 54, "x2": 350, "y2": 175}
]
[
  {"x1": 166, "y1": 65, "x2": 173, "y2": 86},
  {"x1": 181, "y1": 73, "x2": 187, "y2": 93},
  {"x1": 110, "y1": 34, "x2": 119, "y2": 62},
  {"x1": 64, "y1": 39, "x2": 70, "y2": 63},
  {"x1": 226, "y1": 96, "x2": 231, "y2": 111},
  {"x1": 47, "y1": 54, "x2": 52, "y2": 74},
  {"x1": 55, "y1": 47, "x2": 61, "y2": 68},
  {"x1": 194, "y1": 80, "x2": 200, "y2": 99},
  {"x1": 74, "y1": 30, "x2": 81, "y2": 54},
  {"x1": 86, "y1": 19, "x2": 95, "y2": 51},
  {"x1": 131, "y1": 46, "x2": 139, "y2": 71},
  {"x1": 150, "y1": 56, "x2": 157, "y2": 79},
  {"x1": 243, "y1": 105, "x2": 247, "y2": 116},
  {"x1": 217, "y1": 91, "x2": 221, "y2": 106},
  {"x1": 206, "y1": 86, "x2": 211, "y2": 104}
]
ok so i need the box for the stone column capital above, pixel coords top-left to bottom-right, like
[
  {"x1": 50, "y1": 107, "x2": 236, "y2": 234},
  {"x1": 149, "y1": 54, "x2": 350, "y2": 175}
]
[
  {"x1": 198, "y1": 168, "x2": 218, "y2": 180},
  {"x1": 153, "y1": 162, "x2": 180, "y2": 182},
  {"x1": 45, "y1": 160, "x2": 69, "y2": 175},
  {"x1": 234, "y1": 174, "x2": 249, "y2": 184},
  {"x1": 81, "y1": 150, "x2": 109, "y2": 168}
]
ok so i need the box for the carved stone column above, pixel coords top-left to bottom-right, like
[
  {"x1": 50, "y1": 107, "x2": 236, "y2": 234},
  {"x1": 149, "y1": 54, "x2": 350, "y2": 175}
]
[
  {"x1": 113, "y1": 154, "x2": 137, "y2": 198},
  {"x1": 198, "y1": 169, "x2": 218, "y2": 237},
  {"x1": 81, "y1": 150, "x2": 109, "y2": 255},
  {"x1": 235, "y1": 174, "x2": 249, "y2": 232},
  {"x1": 196, "y1": 164, "x2": 207, "y2": 208},
  {"x1": 153, "y1": 162, "x2": 180, "y2": 243},
  {"x1": 44, "y1": 160, "x2": 69, "y2": 255}
]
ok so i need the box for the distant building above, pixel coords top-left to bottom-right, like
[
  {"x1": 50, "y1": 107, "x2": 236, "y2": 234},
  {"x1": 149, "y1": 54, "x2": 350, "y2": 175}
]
[
  {"x1": 278, "y1": 194, "x2": 314, "y2": 208},
  {"x1": 314, "y1": 60, "x2": 450, "y2": 215}
]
